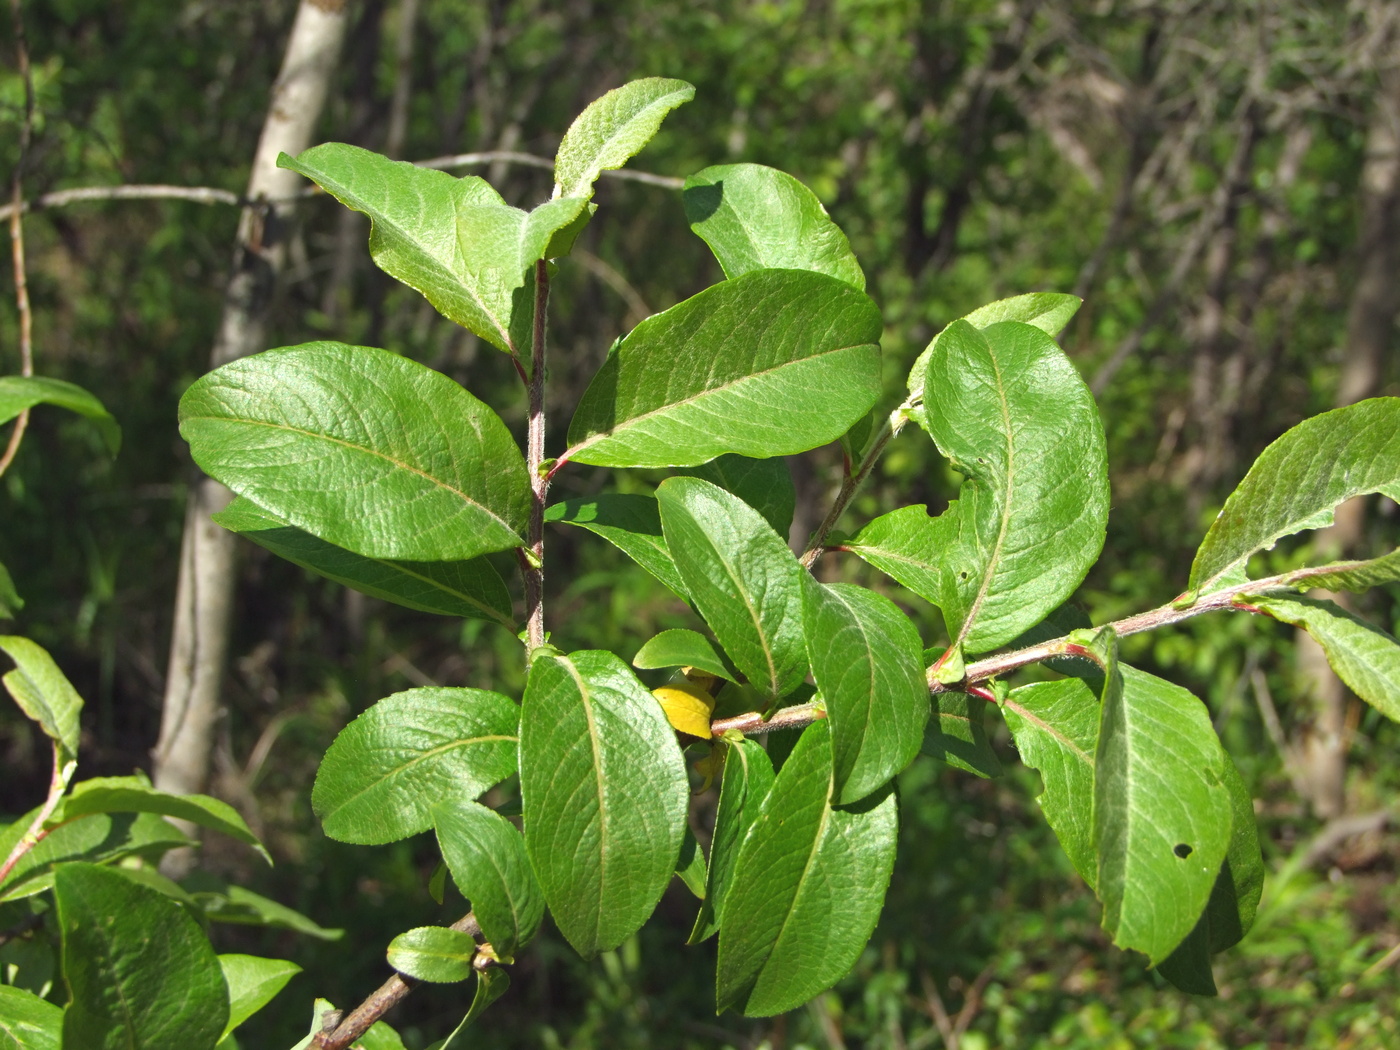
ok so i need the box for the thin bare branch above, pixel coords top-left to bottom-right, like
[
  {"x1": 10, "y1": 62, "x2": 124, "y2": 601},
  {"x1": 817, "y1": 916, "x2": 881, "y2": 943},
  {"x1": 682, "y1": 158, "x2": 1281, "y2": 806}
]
[{"x1": 0, "y1": 0, "x2": 35, "y2": 482}]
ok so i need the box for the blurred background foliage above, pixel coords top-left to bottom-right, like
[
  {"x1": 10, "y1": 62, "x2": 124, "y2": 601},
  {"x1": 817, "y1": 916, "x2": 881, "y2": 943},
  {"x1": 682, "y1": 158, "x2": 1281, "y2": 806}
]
[{"x1": 2, "y1": 0, "x2": 1399, "y2": 1046}]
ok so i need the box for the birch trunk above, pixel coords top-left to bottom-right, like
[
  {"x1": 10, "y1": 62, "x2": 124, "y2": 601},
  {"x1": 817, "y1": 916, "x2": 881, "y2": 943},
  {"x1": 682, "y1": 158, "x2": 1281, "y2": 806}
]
[{"x1": 153, "y1": 0, "x2": 349, "y2": 871}]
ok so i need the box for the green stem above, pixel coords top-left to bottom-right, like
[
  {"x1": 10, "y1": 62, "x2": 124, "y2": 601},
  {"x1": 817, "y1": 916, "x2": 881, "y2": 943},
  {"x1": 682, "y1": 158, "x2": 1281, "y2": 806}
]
[{"x1": 0, "y1": 741, "x2": 75, "y2": 885}]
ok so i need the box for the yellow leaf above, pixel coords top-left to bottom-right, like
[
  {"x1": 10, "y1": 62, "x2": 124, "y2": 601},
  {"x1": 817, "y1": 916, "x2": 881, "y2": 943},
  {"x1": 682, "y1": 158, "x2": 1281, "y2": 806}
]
[{"x1": 652, "y1": 682, "x2": 715, "y2": 739}]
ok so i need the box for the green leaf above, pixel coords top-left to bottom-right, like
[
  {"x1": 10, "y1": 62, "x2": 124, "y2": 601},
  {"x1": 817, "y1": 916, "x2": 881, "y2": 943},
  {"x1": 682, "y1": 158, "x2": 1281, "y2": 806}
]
[
  {"x1": 0, "y1": 375, "x2": 121, "y2": 454},
  {"x1": 0, "y1": 985, "x2": 61, "y2": 1050},
  {"x1": 906, "y1": 293, "x2": 1082, "y2": 422},
  {"x1": 386, "y1": 926, "x2": 477, "y2": 983},
  {"x1": 658, "y1": 477, "x2": 808, "y2": 700},
  {"x1": 432, "y1": 801, "x2": 542, "y2": 959},
  {"x1": 717, "y1": 721, "x2": 897, "y2": 1017},
  {"x1": 681, "y1": 454, "x2": 796, "y2": 541},
  {"x1": 215, "y1": 498, "x2": 514, "y2": 627},
  {"x1": 1155, "y1": 754, "x2": 1264, "y2": 995},
  {"x1": 689, "y1": 738, "x2": 774, "y2": 944},
  {"x1": 1189, "y1": 398, "x2": 1400, "y2": 594},
  {"x1": 1003, "y1": 678, "x2": 1099, "y2": 885},
  {"x1": 632, "y1": 629, "x2": 736, "y2": 682},
  {"x1": 180, "y1": 341, "x2": 529, "y2": 562},
  {"x1": 545, "y1": 495, "x2": 687, "y2": 599},
  {"x1": 183, "y1": 876, "x2": 343, "y2": 941},
  {"x1": 218, "y1": 954, "x2": 301, "y2": 1040},
  {"x1": 924, "y1": 691, "x2": 1002, "y2": 779},
  {"x1": 0, "y1": 813, "x2": 190, "y2": 903},
  {"x1": 355, "y1": 1020, "x2": 408, "y2": 1050},
  {"x1": 565, "y1": 269, "x2": 882, "y2": 468},
  {"x1": 1250, "y1": 594, "x2": 1400, "y2": 722},
  {"x1": 287, "y1": 998, "x2": 337, "y2": 1050},
  {"x1": 675, "y1": 826, "x2": 707, "y2": 898},
  {"x1": 1095, "y1": 662, "x2": 1233, "y2": 965},
  {"x1": 57, "y1": 776, "x2": 268, "y2": 863},
  {"x1": 0, "y1": 559, "x2": 22, "y2": 619},
  {"x1": 553, "y1": 78, "x2": 695, "y2": 200},
  {"x1": 280, "y1": 144, "x2": 585, "y2": 353},
  {"x1": 0, "y1": 635, "x2": 82, "y2": 762},
  {"x1": 55, "y1": 863, "x2": 228, "y2": 1050},
  {"x1": 858, "y1": 321, "x2": 1108, "y2": 653},
  {"x1": 683, "y1": 163, "x2": 865, "y2": 290},
  {"x1": 312, "y1": 687, "x2": 519, "y2": 845},
  {"x1": 803, "y1": 581, "x2": 928, "y2": 803},
  {"x1": 519, "y1": 650, "x2": 688, "y2": 958},
  {"x1": 430, "y1": 969, "x2": 510, "y2": 1049},
  {"x1": 1284, "y1": 547, "x2": 1400, "y2": 592}
]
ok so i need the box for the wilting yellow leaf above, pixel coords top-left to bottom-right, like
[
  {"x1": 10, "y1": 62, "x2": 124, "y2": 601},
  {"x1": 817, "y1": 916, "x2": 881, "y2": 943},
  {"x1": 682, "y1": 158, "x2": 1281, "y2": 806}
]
[{"x1": 652, "y1": 682, "x2": 715, "y2": 738}]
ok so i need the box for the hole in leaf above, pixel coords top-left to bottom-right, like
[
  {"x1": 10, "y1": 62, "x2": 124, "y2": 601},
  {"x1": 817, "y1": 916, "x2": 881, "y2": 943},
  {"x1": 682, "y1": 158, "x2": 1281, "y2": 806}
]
[
  {"x1": 959, "y1": 571, "x2": 970, "y2": 580},
  {"x1": 1173, "y1": 843, "x2": 1193, "y2": 859}
]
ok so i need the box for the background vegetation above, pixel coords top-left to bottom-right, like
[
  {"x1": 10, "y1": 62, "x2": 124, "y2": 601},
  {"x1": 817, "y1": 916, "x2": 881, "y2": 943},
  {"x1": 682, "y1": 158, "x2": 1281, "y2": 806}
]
[{"x1": 2, "y1": 1, "x2": 1398, "y2": 1046}]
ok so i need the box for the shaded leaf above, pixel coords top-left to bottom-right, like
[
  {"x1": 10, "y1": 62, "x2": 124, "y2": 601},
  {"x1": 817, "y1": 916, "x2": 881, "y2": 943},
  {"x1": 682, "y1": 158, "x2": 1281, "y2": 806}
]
[
  {"x1": 313, "y1": 687, "x2": 518, "y2": 845},
  {"x1": 658, "y1": 477, "x2": 808, "y2": 700},
  {"x1": 803, "y1": 581, "x2": 928, "y2": 802},
  {"x1": 0, "y1": 813, "x2": 190, "y2": 903},
  {"x1": 430, "y1": 969, "x2": 510, "y2": 1049},
  {"x1": 566, "y1": 269, "x2": 882, "y2": 468},
  {"x1": 675, "y1": 827, "x2": 707, "y2": 899},
  {"x1": 553, "y1": 78, "x2": 694, "y2": 200},
  {"x1": 1189, "y1": 398, "x2": 1400, "y2": 594},
  {"x1": 683, "y1": 163, "x2": 865, "y2": 289},
  {"x1": 0, "y1": 635, "x2": 82, "y2": 762},
  {"x1": 433, "y1": 801, "x2": 542, "y2": 959},
  {"x1": 717, "y1": 721, "x2": 897, "y2": 1016},
  {"x1": 0, "y1": 985, "x2": 61, "y2": 1050},
  {"x1": 632, "y1": 629, "x2": 736, "y2": 682},
  {"x1": 689, "y1": 738, "x2": 774, "y2": 944},
  {"x1": 0, "y1": 559, "x2": 22, "y2": 619},
  {"x1": 0, "y1": 375, "x2": 120, "y2": 454},
  {"x1": 219, "y1": 954, "x2": 301, "y2": 1040},
  {"x1": 215, "y1": 498, "x2": 514, "y2": 627},
  {"x1": 56, "y1": 863, "x2": 228, "y2": 1050},
  {"x1": 181, "y1": 342, "x2": 529, "y2": 562},
  {"x1": 682, "y1": 453, "x2": 796, "y2": 541},
  {"x1": 519, "y1": 650, "x2": 688, "y2": 958},
  {"x1": 1282, "y1": 547, "x2": 1400, "y2": 593},
  {"x1": 924, "y1": 691, "x2": 1002, "y2": 779},
  {"x1": 184, "y1": 874, "x2": 343, "y2": 941},
  {"x1": 545, "y1": 495, "x2": 687, "y2": 599},
  {"x1": 280, "y1": 144, "x2": 585, "y2": 352},
  {"x1": 386, "y1": 926, "x2": 477, "y2": 983},
  {"x1": 1250, "y1": 594, "x2": 1400, "y2": 722}
]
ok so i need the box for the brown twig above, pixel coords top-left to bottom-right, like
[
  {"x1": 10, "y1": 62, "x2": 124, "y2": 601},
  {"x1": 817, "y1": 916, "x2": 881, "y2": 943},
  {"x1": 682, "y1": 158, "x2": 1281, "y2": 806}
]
[
  {"x1": 800, "y1": 406, "x2": 910, "y2": 569},
  {"x1": 313, "y1": 912, "x2": 482, "y2": 1050},
  {"x1": 523, "y1": 259, "x2": 550, "y2": 651},
  {"x1": 0, "y1": 0, "x2": 35, "y2": 481},
  {"x1": 0, "y1": 741, "x2": 76, "y2": 884}
]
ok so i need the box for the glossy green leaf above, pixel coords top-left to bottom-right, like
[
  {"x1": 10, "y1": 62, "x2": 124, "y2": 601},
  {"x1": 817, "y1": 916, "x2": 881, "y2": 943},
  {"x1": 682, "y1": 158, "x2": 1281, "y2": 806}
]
[
  {"x1": 1156, "y1": 754, "x2": 1264, "y2": 995},
  {"x1": 1096, "y1": 663, "x2": 1233, "y2": 965},
  {"x1": 57, "y1": 776, "x2": 267, "y2": 863},
  {"x1": 717, "y1": 721, "x2": 897, "y2": 1016},
  {"x1": 683, "y1": 163, "x2": 865, "y2": 289},
  {"x1": 432, "y1": 801, "x2": 542, "y2": 959},
  {"x1": 431, "y1": 969, "x2": 510, "y2": 1048},
  {"x1": 280, "y1": 144, "x2": 585, "y2": 352},
  {"x1": 215, "y1": 498, "x2": 514, "y2": 627},
  {"x1": 355, "y1": 1020, "x2": 409, "y2": 1050},
  {"x1": 689, "y1": 738, "x2": 774, "y2": 944},
  {"x1": 632, "y1": 629, "x2": 736, "y2": 681},
  {"x1": 1189, "y1": 398, "x2": 1400, "y2": 594},
  {"x1": 1003, "y1": 678, "x2": 1100, "y2": 885},
  {"x1": 1250, "y1": 594, "x2": 1400, "y2": 722},
  {"x1": 0, "y1": 559, "x2": 22, "y2": 618},
  {"x1": 803, "y1": 581, "x2": 928, "y2": 803},
  {"x1": 312, "y1": 687, "x2": 518, "y2": 845},
  {"x1": 0, "y1": 812, "x2": 189, "y2": 903},
  {"x1": 545, "y1": 495, "x2": 687, "y2": 598},
  {"x1": 924, "y1": 691, "x2": 1002, "y2": 779},
  {"x1": 218, "y1": 954, "x2": 301, "y2": 1040},
  {"x1": 553, "y1": 78, "x2": 694, "y2": 200},
  {"x1": 184, "y1": 874, "x2": 343, "y2": 940},
  {"x1": 675, "y1": 827, "x2": 707, "y2": 898},
  {"x1": 1285, "y1": 547, "x2": 1400, "y2": 592},
  {"x1": 682, "y1": 453, "x2": 797, "y2": 540},
  {"x1": 566, "y1": 269, "x2": 882, "y2": 468},
  {"x1": 520, "y1": 650, "x2": 688, "y2": 957},
  {"x1": 386, "y1": 926, "x2": 477, "y2": 983},
  {"x1": 0, "y1": 375, "x2": 120, "y2": 454},
  {"x1": 658, "y1": 477, "x2": 808, "y2": 700},
  {"x1": 0, "y1": 636, "x2": 82, "y2": 762},
  {"x1": 847, "y1": 505, "x2": 945, "y2": 605},
  {"x1": 0, "y1": 985, "x2": 61, "y2": 1050},
  {"x1": 906, "y1": 293, "x2": 1082, "y2": 423},
  {"x1": 181, "y1": 342, "x2": 529, "y2": 562},
  {"x1": 56, "y1": 863, "x2": 228, "y2": 1049}
]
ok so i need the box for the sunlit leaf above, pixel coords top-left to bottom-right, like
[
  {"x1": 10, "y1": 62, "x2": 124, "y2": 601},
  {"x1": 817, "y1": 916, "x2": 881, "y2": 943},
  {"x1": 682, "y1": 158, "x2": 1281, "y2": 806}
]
[
  {"x1": 545, "y1": 495, "x2": 687, "y2": 599},
  {"x1": 433, "y1": 801, "x2": 542, "y2": 959},
  {"x1": 0, "y1": 635, "x2": 82, "y2": 763},
  {"x1": 0, "y1": 375, "x2": 120, "y2": 454},
  {"x1": 386, "y1": 926, "x2": 477, "y2": 983},
  {"x1": 0, "y1": 985, "x2": 61, "y2": 1050},
  {"x1": 689, "y1": 739, "x2": 774, "y2": 944},
  {"x1": 553, "y1": 78, "x2": 694, "y2": 200},
  {"x1": 218, "y1": 954, "x2": 301, "y2": 1041}
]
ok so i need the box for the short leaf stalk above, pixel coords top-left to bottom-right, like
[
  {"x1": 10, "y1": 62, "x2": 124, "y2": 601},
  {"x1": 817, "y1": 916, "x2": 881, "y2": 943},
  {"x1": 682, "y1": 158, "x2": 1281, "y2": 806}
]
[{"x1": 0, "y1": 742, "x2": 75, "y2": 884}]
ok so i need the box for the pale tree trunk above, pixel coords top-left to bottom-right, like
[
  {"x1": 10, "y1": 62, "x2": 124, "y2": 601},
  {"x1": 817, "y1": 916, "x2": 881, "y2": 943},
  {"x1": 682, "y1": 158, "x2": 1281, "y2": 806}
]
[
  {"x1": 154, "y1": 0, "x2": 349, "y2": 873},
  {"x1": 1292, "y1": 42, "x2": 1400, "y2": 820}
]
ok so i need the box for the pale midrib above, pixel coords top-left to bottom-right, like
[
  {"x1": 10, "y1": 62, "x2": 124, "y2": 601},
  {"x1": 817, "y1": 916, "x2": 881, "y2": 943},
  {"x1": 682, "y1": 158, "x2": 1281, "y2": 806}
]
[
  {"x1": 563, "y1": 339, "x2": 872, "y2": 461},
  {"x1": 702, "y1": 528, "x2": 780, "y2": 696},
  {"x1": 190, "y1": 415, "x2": 521, "y2": 542},
  {"x1": 758, "y1": 775, "x2": 832, "y2": 988},
  {"x1": 332, "y1": 734, "x2": 516, "y2": 814},
  {"x1": 1002, "y1": 699, "x2": 1092, "y2": 765},
  {"x1": 567, "y1": 95, "x2": 685, "y2": 195},
  {"x1": 345, "y1": 555, "x2": 513, "y2": 627},
  {"x1": 954, "y1": 348, "x2": 1016, "y2": 650},
  {"x1": 562, "y1": 658, "x2": 609, "y2": 948}
]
